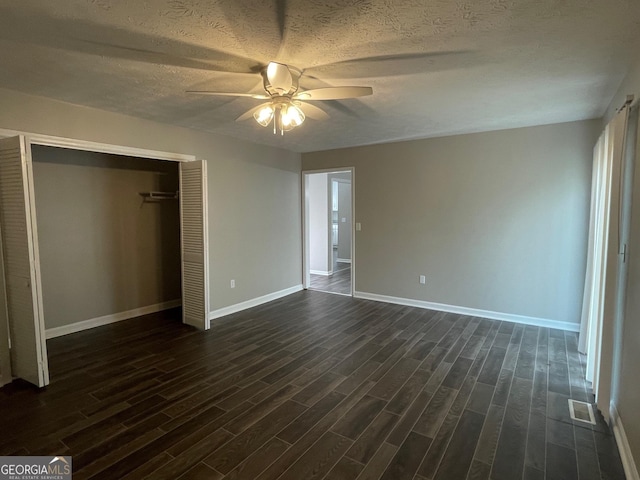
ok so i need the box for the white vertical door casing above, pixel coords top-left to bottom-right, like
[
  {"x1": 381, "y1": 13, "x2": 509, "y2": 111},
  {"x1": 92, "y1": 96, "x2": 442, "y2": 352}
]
[
  {"x1": 0, "y1": 136, "x2": 49, "y2": 387},
  {"x1": 180, "y1": 160, "x2": 210, "y2": 329},
  {"x1": 303, "y1": 175, "x2": 311, "y2": 289}
]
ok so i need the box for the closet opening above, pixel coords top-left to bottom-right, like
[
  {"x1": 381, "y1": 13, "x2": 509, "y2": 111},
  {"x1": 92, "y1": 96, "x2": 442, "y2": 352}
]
[
  {"x1": 0, "y1": 133, "x2": 209, "y2": 388},
  {"x1": 31, "y1": 146, "x2": 182, "y2": 341}
]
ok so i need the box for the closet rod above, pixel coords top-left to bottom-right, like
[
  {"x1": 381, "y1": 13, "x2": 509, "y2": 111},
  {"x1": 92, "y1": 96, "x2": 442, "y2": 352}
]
[{"x1": 139, "y1": 191, "x2": 179, "y2": 201}]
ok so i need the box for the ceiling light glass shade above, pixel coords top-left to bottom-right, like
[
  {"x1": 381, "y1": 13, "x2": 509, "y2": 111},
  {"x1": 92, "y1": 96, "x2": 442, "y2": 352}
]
[
  {"x1": 253, "y1": 102, "x2": 305, "y2": 134},
  {"x1": 254, "y1": 104, "x2": 274, "y2": 127},
  {"x1": 281, "y1": 104, "x2": 305, "y2": 129}
]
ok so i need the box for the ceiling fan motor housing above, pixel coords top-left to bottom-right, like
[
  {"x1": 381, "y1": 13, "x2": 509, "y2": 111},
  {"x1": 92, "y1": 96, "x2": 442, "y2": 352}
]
[{"x1": 261, "y1": 62, "x2": 301, "y2": 97}]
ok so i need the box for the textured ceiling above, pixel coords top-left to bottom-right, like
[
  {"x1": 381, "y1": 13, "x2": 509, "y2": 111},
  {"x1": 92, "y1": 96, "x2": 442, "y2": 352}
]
[{"x1": 0, "y1": 0, "x2": 639, "y2": 153}]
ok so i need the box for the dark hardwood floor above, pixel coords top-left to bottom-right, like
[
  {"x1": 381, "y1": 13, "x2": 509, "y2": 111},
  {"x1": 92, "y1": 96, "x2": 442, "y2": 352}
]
[
  {"x1": 310, "y1": 261, "x2": 351, "y2": 295},
  {"x1": 0, "y1": 290, "x2": 626, "y2": 480}
]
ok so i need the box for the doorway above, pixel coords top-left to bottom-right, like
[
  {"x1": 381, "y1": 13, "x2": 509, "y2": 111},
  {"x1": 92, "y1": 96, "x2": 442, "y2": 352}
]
[{"x1": 303, "y1": 169, "x2": 354, "y2": 296}]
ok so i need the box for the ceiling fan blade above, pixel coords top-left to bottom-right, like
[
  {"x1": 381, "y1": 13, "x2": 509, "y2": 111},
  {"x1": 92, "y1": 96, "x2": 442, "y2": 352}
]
[
  {"x1": 304, "y1": 50, "x2": 476, "y2": 79},
  {"x1": 236, "y1": 103, "x2": 272, "y2": 122},
  {"x1": 0, "y1": 6, "x2": 265, "y2": 75},
  {"x1": 187, "y1": 91, "x2": 269, "y2": 99},
  {"x1": 293, "y1": 86, "x2": 373, "y2": 101},
  {"x1": 296, "y1": 102, "x2": 330, "y2": 121},
  {"x1": 265, "y1": 62, "x2": 293, "y2": 93}
]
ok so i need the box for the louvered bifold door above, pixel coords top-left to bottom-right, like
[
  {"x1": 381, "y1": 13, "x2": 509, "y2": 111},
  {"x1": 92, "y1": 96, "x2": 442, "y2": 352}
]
[
  {"x1": 0, "y1": 136, "x2": 49, "y2": 387},
  {"x1": 179, "y1": 160, "x2": 210, "y2": 330}
]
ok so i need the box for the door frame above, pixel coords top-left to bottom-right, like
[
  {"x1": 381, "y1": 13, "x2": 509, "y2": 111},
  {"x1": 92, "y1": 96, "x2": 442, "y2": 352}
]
[
  {"x1": 0, "y1": 128, "x2": 202, "y2": 386},
  {"x1": 302, "y1": 167, "x2": 355, "y2": 296},
  {"x1": 0, "y1": 129, "x2": 195, "y2": 163}
]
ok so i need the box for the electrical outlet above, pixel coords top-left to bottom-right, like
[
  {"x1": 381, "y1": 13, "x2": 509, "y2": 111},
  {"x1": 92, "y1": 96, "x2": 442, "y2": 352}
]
[
  {"x1": 419, "y1": 275, "x2": 426, "y2": 285},
  {"x1": 230, "y1": 279, "x2": 235, "y2": 288}
]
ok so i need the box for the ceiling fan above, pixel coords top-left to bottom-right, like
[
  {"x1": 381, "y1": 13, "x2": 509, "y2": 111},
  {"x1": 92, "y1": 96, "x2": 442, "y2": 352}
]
[{"x1": 187, "y1": 61, "x2": 373, "y2": 135}]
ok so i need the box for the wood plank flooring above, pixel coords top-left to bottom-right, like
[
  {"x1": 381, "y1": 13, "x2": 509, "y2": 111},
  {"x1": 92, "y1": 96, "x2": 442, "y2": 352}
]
[
  {"x1": 310, "y1": 262, "x2": 351, "y2": 295},
  {"x1": 0, "y1": 290, "x2": 626, "y2": 480}
]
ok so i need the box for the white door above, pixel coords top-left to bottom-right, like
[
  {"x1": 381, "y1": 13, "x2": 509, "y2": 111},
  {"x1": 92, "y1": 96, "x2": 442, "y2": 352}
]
[
  {"x1": 180, "y1": 160, "x2": 210, "y2": 329},
  {"x1": 0, "y1": 136, "x2": 49, "y2": 387}
]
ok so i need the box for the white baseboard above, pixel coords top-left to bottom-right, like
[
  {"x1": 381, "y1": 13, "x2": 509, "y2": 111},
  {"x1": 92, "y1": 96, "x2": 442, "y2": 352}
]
[
  {"x1": 310, "y1": 270, "x2": 332, "y2": 276},
  {"x1": 336, "y1": 258, "x2": 352, "y2": 264},
  {"x1": 45, "y1": 299, "x2": 182, "y2": 339},
  {"x1": 353, "y1": 291, "x2": 580, "y2": 332},
  {"x1": 209, "y1": 285, "x2": 303, "y2": 321},
  {"x1": 611, "y1": 405, "x2": 640, "y2": 480}
]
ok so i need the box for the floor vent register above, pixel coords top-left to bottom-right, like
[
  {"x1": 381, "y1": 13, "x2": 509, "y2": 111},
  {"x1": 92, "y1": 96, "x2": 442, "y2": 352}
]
[{"x1": 568, "y1": 399, "x2": 597, "y2": 425}]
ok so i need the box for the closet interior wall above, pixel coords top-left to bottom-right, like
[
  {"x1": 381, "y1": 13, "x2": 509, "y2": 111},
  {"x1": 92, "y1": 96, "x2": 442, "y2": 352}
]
[{"x1": 30, "y1": 145, "x2": 181, "y2": 332}]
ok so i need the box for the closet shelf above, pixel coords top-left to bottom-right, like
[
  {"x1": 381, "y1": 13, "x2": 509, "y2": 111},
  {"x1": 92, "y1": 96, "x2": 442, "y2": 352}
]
[{"x1": 139, "y1": 191, "x2": 179, "y2": 201}]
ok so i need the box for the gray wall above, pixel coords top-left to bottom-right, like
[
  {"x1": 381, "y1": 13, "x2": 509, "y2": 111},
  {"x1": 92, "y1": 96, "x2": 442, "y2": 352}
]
[
  {"x1": 609, "y1": 60, "x2": 640, "y2": 470},
  {"x1": 31, "y1": 146, "x2": 181, "y2": 329},
  {"x1": 308, "y1": 173, "x2": 330, "y2": 273},
  {"x1": 0, "y1": 87, "x2": 302, "y2": 317},
  {"x1": 303, "y1": 120, "x2": 600, "y2": 324}
]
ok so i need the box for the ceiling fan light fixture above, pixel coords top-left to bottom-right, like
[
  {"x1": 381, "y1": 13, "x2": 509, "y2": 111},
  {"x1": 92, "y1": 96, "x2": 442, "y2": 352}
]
[
  {"x1": 282, "y1": 104, "x2": 305, "y2": 128},
  {"x1": 199, "y1": 61, "x2": 371, "y2": 136},
  {"x1": 253, "y1": 101, "x2": 305, "y2": 134},
  {"x1": 254, "y1": 104, "x2": 274, "y2": 127}
]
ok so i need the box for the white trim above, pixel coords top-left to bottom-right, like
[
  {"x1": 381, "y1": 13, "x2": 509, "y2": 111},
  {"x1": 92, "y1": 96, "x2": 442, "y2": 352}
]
[
  {"x1": 0, "y1": 128, "x2": 195, "y2": 162},
  {"x1": 351, "y1": 168, "x2": 355, "y2": 296},
  {"x1": 209, "y1": 285, "x2": 303, "y2": 320},
  {"x1": 353, "y1": 291, "x2": 580, "y2": 332},
  {"x1": 611, "y1": 405, "x2": 640, "y2": 480},
  {"x1": 45, "y1": 299, "x2": 181, "y2": 339},
  {"x1": 310, "y1": 270, "x2": 332, "y2": 276},
  {"x1": 336, "y1": 258, "x2": 352, "y2": 264},
  {"x1": 302, "y1": 174, "x2": 310, "y2": 289}
]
